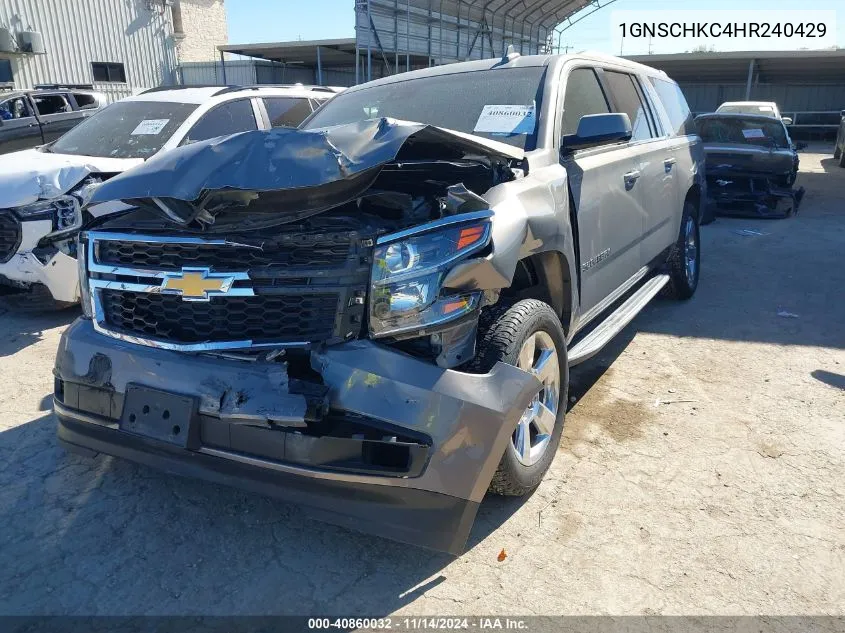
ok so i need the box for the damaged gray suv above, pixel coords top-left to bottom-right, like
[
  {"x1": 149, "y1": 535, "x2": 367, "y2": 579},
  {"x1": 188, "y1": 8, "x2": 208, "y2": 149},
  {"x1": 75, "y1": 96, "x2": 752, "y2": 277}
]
[{"x1": 53, "y1": 51, "x2": 705, "y2": 554}]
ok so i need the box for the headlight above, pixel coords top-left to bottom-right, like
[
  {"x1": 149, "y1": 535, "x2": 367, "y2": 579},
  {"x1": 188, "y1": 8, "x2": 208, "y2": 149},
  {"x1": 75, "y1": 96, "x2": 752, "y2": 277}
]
[
  {"x1": 369, "y1": 213, "x2": 492, "y2": 337},
  {"x1": 14, "y1": 196, "x2": 82, "y2": 238}
]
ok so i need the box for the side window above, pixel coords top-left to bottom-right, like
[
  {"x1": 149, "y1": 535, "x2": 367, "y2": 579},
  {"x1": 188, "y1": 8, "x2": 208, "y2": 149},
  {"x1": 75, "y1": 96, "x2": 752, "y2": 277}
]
[
  {"x1": 33, "y1": 94, "x2": 71, "y2": 116},
  {"x1": 73, "y1": 93, "x2": 99, "y2": 110},
  {"x1": 262, "y1": 97, "x2": 314, "y2": 128},
  {"x1": 561, "y1": 67, "x2": 611, "y2": 136},
  {"x1": 603, "y1": 71, "x2": 655, "y2": 142},
  {"x1": 650, "y1": 78, "x2": 694, "y2": 137},
  {"x1": 184, "y1": 99, "x2": 258, "y2": 144},
  {"x1": 0, "y1": 97, "x2": 33, "y2": 120}
]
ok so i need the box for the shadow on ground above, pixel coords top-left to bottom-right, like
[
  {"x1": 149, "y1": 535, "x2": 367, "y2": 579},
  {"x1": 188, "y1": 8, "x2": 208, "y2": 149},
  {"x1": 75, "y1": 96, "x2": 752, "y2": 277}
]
[
  {"x1": 0, "y1": 410, "x2": 532, "y2": 616},
  {"x1": 0, "y1": 298, "x2": 79, "y2": 357}
]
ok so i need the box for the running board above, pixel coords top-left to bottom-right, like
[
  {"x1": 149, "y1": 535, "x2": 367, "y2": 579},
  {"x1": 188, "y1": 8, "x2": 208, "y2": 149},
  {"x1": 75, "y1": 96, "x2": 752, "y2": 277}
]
[{"x1": 568, "y1": 274, "x2": 670, "y2": 366}]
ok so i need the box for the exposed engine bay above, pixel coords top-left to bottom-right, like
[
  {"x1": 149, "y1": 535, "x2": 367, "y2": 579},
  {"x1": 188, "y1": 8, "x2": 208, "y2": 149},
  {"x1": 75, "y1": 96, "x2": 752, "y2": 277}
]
[{"x1": 83, "y1": 119, "x2": 527, "y2": 371}]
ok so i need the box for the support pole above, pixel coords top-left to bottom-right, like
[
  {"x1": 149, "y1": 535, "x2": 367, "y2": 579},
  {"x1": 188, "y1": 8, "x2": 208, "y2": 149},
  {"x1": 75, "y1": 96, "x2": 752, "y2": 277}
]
[
  {"x1": 316, "y1": 46, "x2": 323, "y2": 85},
  {"x1": 367, "y1": 0, "x2": 373, "y2": 81},
  {"x1": 219, "y1": 49, "x2": 227, "y2": 85},
  {"x1": 745, "y1": 58, "x2": 756, "y2": 100}
]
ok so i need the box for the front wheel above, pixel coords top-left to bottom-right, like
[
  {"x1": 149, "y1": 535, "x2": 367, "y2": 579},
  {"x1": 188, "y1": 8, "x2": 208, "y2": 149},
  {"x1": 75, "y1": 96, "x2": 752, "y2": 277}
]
[
  {"x1": 666, "y1": 202, "x2": 700, "y2": 300},
  {"x1": 470, "y1": 299, "x2": 568, "y2": 496}
]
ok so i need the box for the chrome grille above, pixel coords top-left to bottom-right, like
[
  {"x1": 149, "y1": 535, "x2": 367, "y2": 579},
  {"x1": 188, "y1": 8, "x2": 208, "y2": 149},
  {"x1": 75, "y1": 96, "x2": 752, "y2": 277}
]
[{"x1": 86, "y1": 231, "x2": 371, "y2": 351}]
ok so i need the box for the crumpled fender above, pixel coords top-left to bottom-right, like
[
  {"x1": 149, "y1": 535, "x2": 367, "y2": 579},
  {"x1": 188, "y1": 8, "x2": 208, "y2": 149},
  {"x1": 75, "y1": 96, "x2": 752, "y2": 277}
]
[{"x1": 0, "y1": 149, "x2": 140, "y2": 208}]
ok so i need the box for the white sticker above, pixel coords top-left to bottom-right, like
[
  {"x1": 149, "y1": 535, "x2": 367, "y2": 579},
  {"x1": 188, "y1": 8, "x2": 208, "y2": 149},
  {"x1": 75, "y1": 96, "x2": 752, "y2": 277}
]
[
  {"x1": 742, "y1": 128, "x2": 766, "y2": 139},
  {"x1": 474, "y1": 104, "x2": 536, "y2": 135},
  {"x1": 131, "y1": 119, "x2": 170, "y2": 135}
]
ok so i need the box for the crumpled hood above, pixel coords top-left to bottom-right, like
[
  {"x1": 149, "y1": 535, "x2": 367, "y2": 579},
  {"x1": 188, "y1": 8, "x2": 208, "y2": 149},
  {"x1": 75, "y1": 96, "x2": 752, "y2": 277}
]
[
  {"x1": 0, "y1": 149, "x2": 142, "y2": 208},
  {"x1": 89, "y1": 118, "x2": 524, "y2": 209}
]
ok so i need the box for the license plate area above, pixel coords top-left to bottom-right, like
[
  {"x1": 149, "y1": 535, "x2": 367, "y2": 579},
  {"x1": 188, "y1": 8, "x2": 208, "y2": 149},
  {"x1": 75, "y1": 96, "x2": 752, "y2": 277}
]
[{"x1": 120, "y1": 384, "x2": 199, "y2": 449}]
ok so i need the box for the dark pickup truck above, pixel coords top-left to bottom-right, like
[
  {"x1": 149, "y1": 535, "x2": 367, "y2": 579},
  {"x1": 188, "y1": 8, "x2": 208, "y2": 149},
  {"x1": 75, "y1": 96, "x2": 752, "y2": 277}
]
[{"x1": 0, "y1": 88, "x2": 106, "y2": 154}]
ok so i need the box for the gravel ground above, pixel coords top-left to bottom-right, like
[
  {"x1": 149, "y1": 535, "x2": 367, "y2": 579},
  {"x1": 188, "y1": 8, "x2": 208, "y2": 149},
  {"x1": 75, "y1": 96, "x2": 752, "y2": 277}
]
[{"x1": 0, "y1": 149, "x2": 842, "y2": 617}]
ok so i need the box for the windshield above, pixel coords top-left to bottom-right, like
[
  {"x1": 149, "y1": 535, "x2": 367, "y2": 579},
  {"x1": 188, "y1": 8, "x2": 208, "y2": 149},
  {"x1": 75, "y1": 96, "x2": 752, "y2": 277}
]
[
  {"x1": 304, "y1": 67, "x2": 547, "y2": 150},
  {"x1": 717, "y1": 104, "x2": 777, "y2": 117},
  {"x1": 697, "y1": 117, "x2": 789, "y2": 148},
  {"x1": 50, "y1": 101, "x2": 198, "y2": 159}
]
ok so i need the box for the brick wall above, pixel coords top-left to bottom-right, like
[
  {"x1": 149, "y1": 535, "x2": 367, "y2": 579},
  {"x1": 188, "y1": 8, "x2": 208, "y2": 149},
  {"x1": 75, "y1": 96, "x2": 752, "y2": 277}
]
[{"x1": 174, "y1": 0, "x2": 228, "y2": 63}]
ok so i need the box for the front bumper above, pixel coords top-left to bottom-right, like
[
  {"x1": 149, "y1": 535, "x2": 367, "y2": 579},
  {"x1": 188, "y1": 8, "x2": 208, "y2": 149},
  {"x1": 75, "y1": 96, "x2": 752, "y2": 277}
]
[
  {"x1": 0, "y1": 217, "x2": 79, "y2": 303},
  {"x1": 54, "y1": 318, "x2": 541, "y2": 554}
]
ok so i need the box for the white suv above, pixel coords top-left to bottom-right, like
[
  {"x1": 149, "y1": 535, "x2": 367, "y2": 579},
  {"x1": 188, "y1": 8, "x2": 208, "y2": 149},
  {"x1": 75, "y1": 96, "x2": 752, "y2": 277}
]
[{"x1": 0, "y1": 84, "x2": 338, "y2": 308}]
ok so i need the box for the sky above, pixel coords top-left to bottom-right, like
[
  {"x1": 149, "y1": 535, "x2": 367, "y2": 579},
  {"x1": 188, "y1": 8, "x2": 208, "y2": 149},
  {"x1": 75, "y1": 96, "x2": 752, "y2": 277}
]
[{"x1": 226, "y1": 0, "x2": 844, "y2": 56}]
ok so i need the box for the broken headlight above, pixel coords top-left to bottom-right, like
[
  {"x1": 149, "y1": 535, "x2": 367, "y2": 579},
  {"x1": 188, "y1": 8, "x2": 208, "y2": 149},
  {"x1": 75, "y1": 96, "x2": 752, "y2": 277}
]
[
  {"x1": 369, "y1": 213, "x2": 492, "y2": 338},
  {"x1": 14, "y1": 195, "x2": 82, "y2": 239}
]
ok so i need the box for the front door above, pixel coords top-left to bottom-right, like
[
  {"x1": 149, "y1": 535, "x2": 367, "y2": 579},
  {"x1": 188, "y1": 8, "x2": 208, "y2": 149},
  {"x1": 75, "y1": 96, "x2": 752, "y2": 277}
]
[{"x1": 559, "y1": 66, "x2": 644, "y2": 315}]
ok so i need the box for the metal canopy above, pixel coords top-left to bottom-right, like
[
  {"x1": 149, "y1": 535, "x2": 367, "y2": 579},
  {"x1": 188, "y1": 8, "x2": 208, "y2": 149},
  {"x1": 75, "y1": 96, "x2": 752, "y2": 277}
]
[
  {"x1": 354, "y1": 0, "x2": 596, "y2": 81},
  {"x1": 627, "y1": 50, "x2": 845, "y2": 84}
]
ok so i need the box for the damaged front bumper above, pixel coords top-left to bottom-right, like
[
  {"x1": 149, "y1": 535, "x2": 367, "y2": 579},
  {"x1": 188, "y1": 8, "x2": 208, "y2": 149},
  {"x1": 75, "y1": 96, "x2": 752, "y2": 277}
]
[
  {"x1": 706, "y1": 173, "x2": 805, "y2": 219},
  {"x1": 0, "y1": 216, "x2": 79, "y2": 303},
  {"x1": 53, "y1": 318, "x2": 541, "y2": 554}
]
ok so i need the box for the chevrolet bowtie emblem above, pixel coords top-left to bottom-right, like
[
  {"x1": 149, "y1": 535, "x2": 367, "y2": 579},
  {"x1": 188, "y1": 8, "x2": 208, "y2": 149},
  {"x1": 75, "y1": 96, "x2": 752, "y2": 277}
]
[{"x1": 160, "y1": 268, "x2": 236, "y2": 301}]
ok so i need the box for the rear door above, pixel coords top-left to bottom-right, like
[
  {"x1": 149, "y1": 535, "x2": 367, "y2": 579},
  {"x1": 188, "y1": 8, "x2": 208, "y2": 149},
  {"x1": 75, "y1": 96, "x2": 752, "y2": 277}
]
[
  {"x1": 648, "y1": 76, "x2": 699, "y2": 234},
  {"x1": 0, "y1": 95, "x2": 43, "y2": 154},
  {"x1": 259, "y1": 96, "x2": 315, "y2": 129},
  {"x1": 33, "y1": 93, "x2": 81, "y2": 142},
  {"x1": 179, "y1": 98, "x2": 259, "y2": 144},
  {"x1": 559, "y1": 66, "x2": 644, "y2": 315},
  {"x1": 601, "y1": 69, "x2": 677, "y2": 267}
]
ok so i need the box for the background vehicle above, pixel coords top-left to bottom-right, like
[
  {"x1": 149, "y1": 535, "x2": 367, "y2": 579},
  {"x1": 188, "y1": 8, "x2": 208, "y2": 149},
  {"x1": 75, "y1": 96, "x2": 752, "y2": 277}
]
[
  {"x1": 834, "y1": 110, "x2": 845, "y2": 168},
  {"x1": 0, "y1": 87, "x2": 106, "y2": 155},
  {"x1": 0, "y1": 84, "x2": 337, "y2": 309},
  {"x1": 697, "y1": 112, "x2": 803, "y2": 219},
  {"x1": 54, "y1": 52, "x2": 704, "y2": 554},
  {"x1": 716, "y1": 101, "x2": 793, "y2": 125}
]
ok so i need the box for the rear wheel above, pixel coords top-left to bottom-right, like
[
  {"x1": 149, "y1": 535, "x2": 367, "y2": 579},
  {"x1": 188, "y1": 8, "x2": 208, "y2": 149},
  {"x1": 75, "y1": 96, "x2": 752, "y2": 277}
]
[
  {"x1": 666, "y1": 202, "x2": 700, "y2": 300},
  {"x1": 839, "y1": 148, "x2": 845, "y2": 168},
  {"x1": 470, "y1": 299, "x2": 568, "y2": 496}
]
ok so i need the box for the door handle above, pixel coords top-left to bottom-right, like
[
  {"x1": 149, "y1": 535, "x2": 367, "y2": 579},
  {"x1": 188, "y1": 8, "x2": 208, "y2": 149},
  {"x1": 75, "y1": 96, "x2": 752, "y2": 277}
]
[
  {"x1": 664, "y1": 157, "x2": 677, "y2": 173},
  {"x1": 623, "y1": 170, "x2": 641, "y2": 190}
]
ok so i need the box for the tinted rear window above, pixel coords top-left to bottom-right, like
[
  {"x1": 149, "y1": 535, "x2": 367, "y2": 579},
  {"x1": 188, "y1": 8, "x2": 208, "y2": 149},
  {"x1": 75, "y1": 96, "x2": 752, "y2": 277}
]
[
  {"x1": 304, "y1": 67, "x2": 547, "y2": 150},
  {"x1": 697, "y1": 117, "x2": 788, "y2": 148}
]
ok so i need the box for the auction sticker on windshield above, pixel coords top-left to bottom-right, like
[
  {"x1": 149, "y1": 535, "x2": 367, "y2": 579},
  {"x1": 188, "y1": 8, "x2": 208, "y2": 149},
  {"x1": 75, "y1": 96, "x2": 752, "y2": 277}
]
[
  {"x1": 131, "y1": 119, "x2": 170, "y2": 135},
  {"x1": 742, "y1": 128, "x2": 766, "y2": 139},
  {"x1": 474, "y1": 104, "x2": 536, "y2": 135}
]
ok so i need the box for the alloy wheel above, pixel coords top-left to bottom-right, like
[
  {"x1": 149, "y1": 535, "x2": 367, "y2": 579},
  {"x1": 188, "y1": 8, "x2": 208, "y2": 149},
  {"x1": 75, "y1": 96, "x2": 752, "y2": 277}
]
[
  {"x1": 684, "y1": 216, "x2": 698, "y2": 285},
  {"x1": 511, "y1": 331, "x2": 561, "y2": 466}
]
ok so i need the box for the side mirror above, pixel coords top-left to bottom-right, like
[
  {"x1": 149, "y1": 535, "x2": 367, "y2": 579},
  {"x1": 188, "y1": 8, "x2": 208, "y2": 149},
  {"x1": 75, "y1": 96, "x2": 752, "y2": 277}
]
[
  {"x1": 781, "y1": 116, "x2": 793, "y2": 126},
  {"x1": 562, "y1": 113, "x2": 632, "y2": 152}
]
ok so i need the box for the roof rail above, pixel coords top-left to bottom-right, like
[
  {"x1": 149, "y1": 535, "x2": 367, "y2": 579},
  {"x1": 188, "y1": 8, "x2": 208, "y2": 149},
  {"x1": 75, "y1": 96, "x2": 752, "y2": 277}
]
[
  {"x1": 139, "y1": 84, "x2": 238, "y2": 95},
  {"x1": 34, "y1": 83, "x2": 94, "y2": 90}
]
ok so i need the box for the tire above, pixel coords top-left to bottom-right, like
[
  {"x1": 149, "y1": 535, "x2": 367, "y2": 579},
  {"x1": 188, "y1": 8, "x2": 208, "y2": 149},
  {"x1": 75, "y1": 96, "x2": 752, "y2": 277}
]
[
  {"x1": 839, "y1": 149, "x2": 845, "y2": 168},
  {"x1": 666, "y1": 201, "x2": 700, "y2": 300},
  {"x1": 834, "y1": 146, "x2": 841, "y2": 160},
  {"x1": 470, "y1": 299, "x2": 568, "y2": 496}
]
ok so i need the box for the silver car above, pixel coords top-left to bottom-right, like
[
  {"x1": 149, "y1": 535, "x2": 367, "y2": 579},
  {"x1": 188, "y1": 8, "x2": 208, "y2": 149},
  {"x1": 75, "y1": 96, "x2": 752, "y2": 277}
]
[{"x1": 53, "y1": 51, "x2": 705, "y2": 553}]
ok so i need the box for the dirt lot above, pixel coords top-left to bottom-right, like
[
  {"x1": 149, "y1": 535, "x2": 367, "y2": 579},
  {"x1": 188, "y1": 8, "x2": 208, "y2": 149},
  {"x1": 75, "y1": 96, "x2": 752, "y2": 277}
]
[{"x1": 0, "y1": 149, "x2": 843, "y2": 617}]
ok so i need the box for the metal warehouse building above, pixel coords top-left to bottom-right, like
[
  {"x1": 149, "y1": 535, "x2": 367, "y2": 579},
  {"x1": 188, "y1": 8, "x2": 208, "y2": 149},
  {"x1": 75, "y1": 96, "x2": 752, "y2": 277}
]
[{"x1": 0, "y1": 0, "x2": 227, "y2": 101}]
